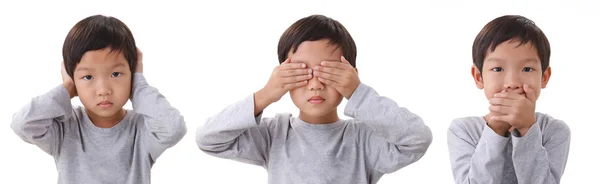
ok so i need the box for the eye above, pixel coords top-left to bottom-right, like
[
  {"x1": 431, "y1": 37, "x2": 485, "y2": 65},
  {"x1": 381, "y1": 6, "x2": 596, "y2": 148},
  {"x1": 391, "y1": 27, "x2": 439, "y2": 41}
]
[
  {"x1": 523, "y1": 67, "x2": 534, "y2": 72},
  {"x1": 111, "y1": 72, "x2": 122, "y2": 77},
  {"x1": 82, "y1": 75, "x2": 93, "y2": 80},
  {"x1": 491, "y1": 67, "x2": 504, "y2": 72}
]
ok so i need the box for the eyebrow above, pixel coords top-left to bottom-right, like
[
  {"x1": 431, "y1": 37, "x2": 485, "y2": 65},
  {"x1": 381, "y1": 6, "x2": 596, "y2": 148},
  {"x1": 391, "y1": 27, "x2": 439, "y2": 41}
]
[
  {"x1": 486, "y1": 57, "x2": 539, "y2": 63},
  {"x1": 75, "y1": 63, "x2": 128, "y2": 72},
  {"x1": 112, "y1": 63, "x2": 127, "y2": 68}
]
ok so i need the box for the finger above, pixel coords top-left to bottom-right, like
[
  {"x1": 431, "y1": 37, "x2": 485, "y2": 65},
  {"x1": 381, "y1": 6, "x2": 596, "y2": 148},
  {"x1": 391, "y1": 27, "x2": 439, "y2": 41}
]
[
  {"x1": 493, "y1": 91, "x2": 523, "y2": 100},
  {"x1": 280, "y1": 62, "x2": 306, "y2": 70},
  {"x1": 488, "y1": 97, "x2": 515, "y2": 106},
  {"x1": 317, "y1": 77, "x2": 340, "y2": 86},
  {"x1": 281, "y1": 74, "x2": 312, "y2": 84},
  {"x1": 341, "y1": 56, "x2": 352, "y2": 66},
  {"x1": 320, "y1": 60, "x2": 351, "y2": 70},
  {"x1": 283, "y1": 80, "x2": 308, "y2": 90},
  {"x1": 490, "y1": 115, "x2": 513, "y2": 124},
  {"x1": 313, "y1": 70, "x2": 342, "y2": 83},
  {"x1": 489, "y1": 105, "x2": 511, "y2": 115},
  {"x1": 523, "y1": 84, "x2": 537, "y2": 101},
  {"x1": 279, "y1": 68, "x2": 312, "y2": 77},
  {"x1": 313, "y1": 66, "x2": 342, "y2": 77}
]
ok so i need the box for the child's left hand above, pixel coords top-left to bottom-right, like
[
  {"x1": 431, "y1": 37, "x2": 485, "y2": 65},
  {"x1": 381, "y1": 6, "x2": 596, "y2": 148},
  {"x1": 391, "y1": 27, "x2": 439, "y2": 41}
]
[
  {"x1": 136, "y1": 48, "x2": 143, "y2": 73},
  {"x1": 488, "y1": 84, "x2": 538, "y2": 135},
  {"x1": 313, "y1": 56, "x2": 360, "y2": 99}
]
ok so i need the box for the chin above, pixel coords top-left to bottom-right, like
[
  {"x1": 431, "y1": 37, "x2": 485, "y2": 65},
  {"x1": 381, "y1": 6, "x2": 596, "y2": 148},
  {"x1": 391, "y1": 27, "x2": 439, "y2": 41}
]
[
  {"x1": 301, "y1": 106, "x2": 335, "y2": 117},
  {"x1": 87, "y1": 107, "x2": 124, "y2": 118}
]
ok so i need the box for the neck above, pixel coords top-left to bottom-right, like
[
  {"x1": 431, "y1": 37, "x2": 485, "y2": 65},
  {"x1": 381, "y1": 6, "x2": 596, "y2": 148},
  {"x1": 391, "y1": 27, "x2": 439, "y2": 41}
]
[
  {"x1": 299, "y1": 109, "x2": 339, "y2": 124},
  {"x1": 86, "y1": 108, "x2": 127, "y2": 128}
]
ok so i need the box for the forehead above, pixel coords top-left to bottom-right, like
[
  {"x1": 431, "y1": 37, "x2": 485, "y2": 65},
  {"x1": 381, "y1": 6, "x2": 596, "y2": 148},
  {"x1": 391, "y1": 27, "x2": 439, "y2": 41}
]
[
  {"x1": 76, "y1": 48, "x2": 128, "y2": 69},
  {"x1": 485, "y1": 40, "x2": 540, "y2": 65},
  {"x1": 288, "y1": 39, "x2": 342, "y2": 65}
]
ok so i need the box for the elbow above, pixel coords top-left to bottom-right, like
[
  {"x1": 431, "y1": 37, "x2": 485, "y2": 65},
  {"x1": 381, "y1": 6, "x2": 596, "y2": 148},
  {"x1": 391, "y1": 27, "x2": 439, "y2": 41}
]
[
  {"x1": 412, "y1": 116, "x2": 433, "y2": 150},
  {"x1": 10, "y1": 112, "x2": 28, "y2": 139},
  {"x1": 172, "y1": 119, "x2": 188, "y2": 142},
  {"x1": 195, "y1": 125, "x2": 216, "y2": 152},
  {"x1": 169, "y1": 118, "x2": 188, "y2": 144},
  {"x1": 195, "y1": 125, "x2": 231, "y2": 153}
]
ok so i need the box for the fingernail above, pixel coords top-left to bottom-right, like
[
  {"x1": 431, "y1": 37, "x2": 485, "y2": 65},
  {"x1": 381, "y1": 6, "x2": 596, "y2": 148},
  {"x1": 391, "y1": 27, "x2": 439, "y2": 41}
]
[
  {"x1": 321, "y1": 61, "x2": 326, "y2": 65},
  {"x1": 301, "y1": 64, "x2": 306, "y2": 68},
  {"x1": 308, "y1": 69, "x2": 313, "y2": 73}
]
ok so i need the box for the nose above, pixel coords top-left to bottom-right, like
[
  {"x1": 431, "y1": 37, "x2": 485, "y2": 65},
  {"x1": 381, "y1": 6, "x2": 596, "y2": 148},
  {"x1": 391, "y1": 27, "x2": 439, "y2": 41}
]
[
  {"x1": 307, "y1": 75, "x2": 324, "y2": 91},
  {"x1": 503, "y1": 71, "x2": 521, "y2": 91},
  {"x1": 96, "y1": 79, "x2": 112, "y2": 96}
]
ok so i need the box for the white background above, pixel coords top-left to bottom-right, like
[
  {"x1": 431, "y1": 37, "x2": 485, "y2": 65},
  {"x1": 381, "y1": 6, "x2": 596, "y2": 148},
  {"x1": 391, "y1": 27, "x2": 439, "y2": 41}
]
[{"x1": 1, "y1": 0, "x2": 598, "y2": 183}]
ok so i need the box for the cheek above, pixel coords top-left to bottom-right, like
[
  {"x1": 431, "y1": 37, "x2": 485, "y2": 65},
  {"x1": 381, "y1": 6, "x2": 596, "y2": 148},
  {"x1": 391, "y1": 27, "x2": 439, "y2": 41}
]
[
  {"x1": 289, "y1": 88, "x2": 303, "y2": 102},
  {"x1": 327, "y1": 89, "x2": 343, "y2": 104},
  {"x1": 74, "y1": 81, "x2": 92, "y2": 96}
]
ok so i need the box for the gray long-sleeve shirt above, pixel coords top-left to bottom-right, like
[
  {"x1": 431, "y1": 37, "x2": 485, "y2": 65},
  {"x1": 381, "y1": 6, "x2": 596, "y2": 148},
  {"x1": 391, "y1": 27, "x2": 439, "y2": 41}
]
[
  {"x1": 196, "y1": 83, "x2": 433, "y2": 184},
  {"x1": 11, "y1": 73, "x2": 187, "y2": 184},
  {"x1": 447, "y1": 113, "x2": 570, "y2": 184}
]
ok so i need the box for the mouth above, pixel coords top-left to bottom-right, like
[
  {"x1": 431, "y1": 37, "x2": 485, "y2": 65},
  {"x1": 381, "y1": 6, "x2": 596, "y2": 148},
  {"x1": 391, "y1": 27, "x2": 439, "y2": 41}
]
[
  {"x1": 308, "y1": 96, "x2": 325, "y2": 104},
  {"x1": 97, "y1": 101, "x2": 113, "y2": 108}
]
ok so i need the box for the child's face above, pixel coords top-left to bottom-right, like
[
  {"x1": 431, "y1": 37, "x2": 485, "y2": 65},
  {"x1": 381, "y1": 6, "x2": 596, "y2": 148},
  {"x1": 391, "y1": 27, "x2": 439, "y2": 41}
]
[
  {"x1": 472, "y1": 40, "x2": 551, "y2": 100},
  {"x1": 73, "y1": 47, "x2": 132, "y2": 119},
  {"x1": 288, "y1": 39, "x2": 344, "y2": 119}
]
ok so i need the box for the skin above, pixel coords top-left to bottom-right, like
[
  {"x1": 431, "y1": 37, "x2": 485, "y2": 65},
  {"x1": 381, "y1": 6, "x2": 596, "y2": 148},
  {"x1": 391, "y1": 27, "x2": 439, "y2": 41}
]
[
  {"x1": 254, "y1": 39, "x2": 360, "y2": 124},
  {"x1": 471, "y1": 40, "x2": 551, "y2": 136},
  {"x1": 61, "y1": 47, "x2": 143, "y2": 128}
]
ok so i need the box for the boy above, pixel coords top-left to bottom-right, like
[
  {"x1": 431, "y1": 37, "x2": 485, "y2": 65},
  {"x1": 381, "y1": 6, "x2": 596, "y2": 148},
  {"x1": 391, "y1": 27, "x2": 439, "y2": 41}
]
[
  {"x1": 10, "y1": 15, "x2": 187, "y2": 184},
  {"x1": 447, "y1": 15, "x2": 570, "y2": 184},
  {"x1": 196, "y1": 14, "x2": 433, "y2": 184}
]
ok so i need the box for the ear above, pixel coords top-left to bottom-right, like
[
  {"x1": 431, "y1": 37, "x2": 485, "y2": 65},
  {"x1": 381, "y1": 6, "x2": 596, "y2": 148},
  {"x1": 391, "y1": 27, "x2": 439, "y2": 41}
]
[
  {"x1": 541, "y1": 66, "x2": 552, "y2": 88},
  {"x1": 354, "y1": 68, "x2": 358, "y2": 73},
  {"x1": 471, "y1": 65, "x2": 484, "y2": 89}
]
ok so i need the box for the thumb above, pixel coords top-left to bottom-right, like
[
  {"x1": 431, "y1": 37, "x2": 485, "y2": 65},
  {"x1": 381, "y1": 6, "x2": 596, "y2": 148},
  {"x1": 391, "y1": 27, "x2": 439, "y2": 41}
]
[
  {"x1": 341, "y1": 56, "x2": 351, "y2": 65},
  {"x1": 281, "y1": 58, "x2": 291, "y2": 65},
  {"x1": 523, "y1": 84, "x2": 537, "y2": 101}
]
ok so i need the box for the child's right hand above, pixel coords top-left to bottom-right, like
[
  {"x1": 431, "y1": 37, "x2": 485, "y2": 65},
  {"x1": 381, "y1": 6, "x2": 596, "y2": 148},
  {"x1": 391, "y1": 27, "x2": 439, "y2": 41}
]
[
  {"x1": 61, "y1": 61, "x2": 77, "y2": 99},
  {"x1": 259, "y1": 58, "x2": 313, "y2": 103}
]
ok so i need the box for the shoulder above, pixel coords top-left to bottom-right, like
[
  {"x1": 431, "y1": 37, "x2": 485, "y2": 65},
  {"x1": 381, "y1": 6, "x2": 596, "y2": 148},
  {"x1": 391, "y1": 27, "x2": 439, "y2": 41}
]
[
  {"x1": 449, "y1": 116, "x2": 486, "y2": 134},
  {"x1": 535, "y1": 112, "x2": 570, "y2": 137}
]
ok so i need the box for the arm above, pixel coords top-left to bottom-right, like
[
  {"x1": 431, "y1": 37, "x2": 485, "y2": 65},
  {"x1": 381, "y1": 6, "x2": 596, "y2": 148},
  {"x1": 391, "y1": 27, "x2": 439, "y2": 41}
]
[
  {"x1": 195, "y1": 94, "x2": 274, "y2": 167},
  {"x1": 511, "y1": 119, "x2": 570, "y2": 184},
  {"x1": 344, "y1": 83, "x2": 433, "y2": 173},
  {"x1": 447, "y1": 120, "x2": 510, "y2": 184},
  {"x1": 131, "y1": 73, "x2": 187, "y2": 159},
  {"x1": 11, "y1": 85, "x2": 72, "y2": 156}
]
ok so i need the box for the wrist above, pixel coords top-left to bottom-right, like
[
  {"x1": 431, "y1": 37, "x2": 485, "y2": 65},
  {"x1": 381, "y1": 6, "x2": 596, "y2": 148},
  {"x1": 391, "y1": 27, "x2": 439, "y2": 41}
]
[
  {"x1": 256, "y1": 88, "x2": 275, "y2": 104},
  {"x1": 254, "y1": 88, "x2": 274, "y2": 116},
  {"x1": 62, "y1": 82, "x2": 76, "y2": 99},
  {"x1": 485, "y1": 117, "x2": 511, "y2": 136},
  {"x1": 344, "y1": 82, "x2": 360, "y2": 100}
]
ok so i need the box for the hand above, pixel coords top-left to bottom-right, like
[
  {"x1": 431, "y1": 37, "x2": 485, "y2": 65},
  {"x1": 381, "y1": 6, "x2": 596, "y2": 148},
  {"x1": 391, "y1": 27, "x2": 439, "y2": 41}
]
[
  {"x1": 313, "y1": 56, "x2": 360, "y2": 99},
  {"x1": 259, "y1": 58, "x2": 312, "y2": 103},
  {"x1": 488, "y1": 85, "x2": 537, "y2": 135},
  {"x1": 484, "y1": 112, "x2": 512, "y2": 136},
  {"x1": 61, "y1": 61, "x2": 77, "y2": 98},
  {"x1": 136, "y1": 48, "x2": 143, "y2": 73}
]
